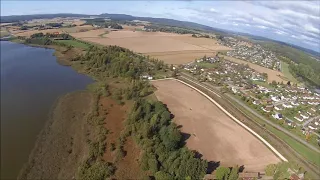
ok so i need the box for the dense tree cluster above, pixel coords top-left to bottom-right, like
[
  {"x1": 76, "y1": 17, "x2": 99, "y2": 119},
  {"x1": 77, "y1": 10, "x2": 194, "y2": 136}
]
[
  {"x1": 126, "y1": 99, "x2": 208, "y2": 179},
  {"x1": 45, "y1": 22, "x2": 63, "y2": 27},
  {"x1": 73, "y1": 46, "x2": 150, "y2": 79},
  {"x1": 289, "y1": 63, "x2": 320, "y2": 87},
  {"x1": 83, "y1": 18, "x2": 123, "y2": 29},
  {"x1": 104, "y1": 21, "x2": 123, "y2": 29},
  {"x1": 144, "y1": 25, "x2": 197, "y2": 34},
  {"x1": 215, "y1": 166, "x2": 239, "y2": 180},
  {"x1": 25, "y1": 32, "x2": 74, "y2": 46}
]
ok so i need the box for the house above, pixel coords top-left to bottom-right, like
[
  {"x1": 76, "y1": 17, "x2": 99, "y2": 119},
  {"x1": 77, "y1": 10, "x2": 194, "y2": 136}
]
[
  {"x1": 271, "y1": 96, "x2": 280, "y2": 102},
  {"x1": 274, "y1": 106, "x2": 283, "y2": 111},
  {"x1": 294, "y1": 116, "x2": 304, "y2": 122},
  {"x1": 300, "y1": 114, "x2": 309, "y2": 119},
  {"x1": 141, "y1": 75, "x2": 153, "y2": 80},
  {"x1": 253, "y1": 100, "x2": 260, "y2": 105},
  {"x1": 291, "y1": 101, "x2": 299, "y2": 106},
  {"x1": 272, "y1": 113, "x2": 283, "y2": 120},
  {"x1": 283, "y1": 104, "x2": 293, "y2": 108},
  {"x1": 286, "y1": 119, "x2": 295, "y2": 127},
  {"x1": 261, "y1": 106, "x2": 270, "y2": 113},
  {"x1": 308, "y1": 125, "x2": 317, "y2": 130},
  {"x1": 231, "y1": 87, "x2": 238, "y2": 93}
]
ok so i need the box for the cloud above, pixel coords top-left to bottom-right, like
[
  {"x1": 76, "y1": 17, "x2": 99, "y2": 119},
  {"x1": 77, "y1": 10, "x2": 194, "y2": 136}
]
[{"x1": 180, "y1": 1, "x2": 319, "y2": 51}]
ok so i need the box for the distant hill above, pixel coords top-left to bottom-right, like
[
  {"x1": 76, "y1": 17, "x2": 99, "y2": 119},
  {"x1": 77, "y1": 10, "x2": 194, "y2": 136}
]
[
  {"x1": 1, "y1": 13, "x2": 318, "y2": 56},
  {"x1": 0, "y1": 13, "x2": 91, "y2": 23},
  {"x1": 99, "y1": 13, "x2": 229, "y2": 34}
]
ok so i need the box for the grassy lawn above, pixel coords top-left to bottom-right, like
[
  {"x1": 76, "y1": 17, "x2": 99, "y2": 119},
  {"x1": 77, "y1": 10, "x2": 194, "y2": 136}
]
[
  {"x1": 56, "y1": 40, "x2": 90, "y2": 49},
  {"x1": 251, "y1": 80, "x2": 272, "y2": 88},
  {"x1": 281, "y1": 61, "x2": 298, "y2": 83},
  {"x1": 196, "y1": 62, "x2": 219, "y2": 68}
]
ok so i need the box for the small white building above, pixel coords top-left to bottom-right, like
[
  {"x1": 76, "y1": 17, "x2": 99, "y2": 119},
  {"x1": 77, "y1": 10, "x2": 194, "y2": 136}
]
[
  {"x1": 272, "y1": 113, "x2": 283, "y2": 120},
  {"x1": 294, "y1": 116, "x2": 303, "y2": 122},
  {"x1": 300, "y1": 114, "x2": 309, "y2": 119}
]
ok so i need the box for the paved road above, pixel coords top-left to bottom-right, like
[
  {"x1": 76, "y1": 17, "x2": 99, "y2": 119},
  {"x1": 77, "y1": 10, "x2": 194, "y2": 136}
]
[{"x1": 179, "y1": 72, "x2": 320, "y2": 153}]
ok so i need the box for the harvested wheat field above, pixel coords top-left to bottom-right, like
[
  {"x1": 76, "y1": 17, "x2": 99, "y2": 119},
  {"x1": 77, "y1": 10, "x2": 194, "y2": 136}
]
[
  {"x1": 73, "y1": 30, "x2": 230, "y2": 64},
  {"x1": 223, "y1": 56, "x2": 285, "y2": 83},
  {"x1": 10, "y1": 25, "x2": 94, "y2": 37},
  {"x1": 151, "y1": 79, "x2": 280, "y2": 172}
]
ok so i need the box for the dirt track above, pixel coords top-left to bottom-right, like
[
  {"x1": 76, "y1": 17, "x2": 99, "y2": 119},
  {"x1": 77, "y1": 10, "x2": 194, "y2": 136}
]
[{"x1": 152, "y1": 79, "x2": 280, "y2": 172}]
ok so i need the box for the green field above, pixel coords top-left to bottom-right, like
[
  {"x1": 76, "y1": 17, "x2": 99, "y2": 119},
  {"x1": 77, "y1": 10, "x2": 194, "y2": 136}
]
[
  {"x1": 196, "y1": 62, "x2": 219, "y2": 68},
  {"x1": 56, "y1": 40, "x2": 90, "y2": 49},
  {"x1": 281, "y1": 61, "x2": 298, "y2": 83},
  {"x1": 251, "y1": 80, "x2": 272, "y2": 88}
]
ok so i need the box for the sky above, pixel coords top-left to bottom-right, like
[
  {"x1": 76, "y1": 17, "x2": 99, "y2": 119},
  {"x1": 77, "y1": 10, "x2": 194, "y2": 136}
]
[{"x1": 1, "y1": 1, "x2": 320, "y2": 52}]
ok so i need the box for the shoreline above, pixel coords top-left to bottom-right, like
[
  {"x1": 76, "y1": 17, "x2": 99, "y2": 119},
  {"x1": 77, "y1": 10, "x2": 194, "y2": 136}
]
[
  {"x1": 4, "y1": 41, "x2": 94, "y2": 179},
  {"x1": 18, "y1": 90, "x2": 94, "y2": 179}
]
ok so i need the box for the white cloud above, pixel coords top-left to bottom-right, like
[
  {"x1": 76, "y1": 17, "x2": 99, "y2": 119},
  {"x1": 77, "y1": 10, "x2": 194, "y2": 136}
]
[{"x1": 256, "y1": 25, "x2": 268, "y2": 29}]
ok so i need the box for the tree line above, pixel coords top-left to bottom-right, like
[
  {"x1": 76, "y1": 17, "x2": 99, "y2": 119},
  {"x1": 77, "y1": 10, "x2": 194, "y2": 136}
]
[{"x1": 144, "y1": 24, "x2": 198, "y2": 34}]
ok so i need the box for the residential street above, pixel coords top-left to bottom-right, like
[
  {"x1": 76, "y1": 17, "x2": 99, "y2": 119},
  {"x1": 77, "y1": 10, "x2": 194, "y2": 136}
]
[
  {"x1": 180, "y1": 72, "x2": 320, "y2": 153},
  {"x1": 225, "y1": 93, "x2": 320, "y2": 153}
]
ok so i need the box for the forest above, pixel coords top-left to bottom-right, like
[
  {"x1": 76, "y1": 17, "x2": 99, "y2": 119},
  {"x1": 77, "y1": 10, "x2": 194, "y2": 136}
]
[
  {"x1": 83, "y1": 18, "x2": 123, "y2": 29},
  {"x1": 260, "y1": 41, "x2": 320, "y2": 87},
  {"x1": 144, "y1": 24, "x2": 198, "y2": 34}
]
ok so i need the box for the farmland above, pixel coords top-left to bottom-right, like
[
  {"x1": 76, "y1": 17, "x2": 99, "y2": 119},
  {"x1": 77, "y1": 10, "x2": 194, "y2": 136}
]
[
  {"x1": 7, "y1": 25, "x2": 94, "y2": 37},
  {"x1": 151, "y1": 79, "x2": 280, "y2": 172},
  {"x1": 71, "y1": 30, "x2": 231, "y2": 64}
]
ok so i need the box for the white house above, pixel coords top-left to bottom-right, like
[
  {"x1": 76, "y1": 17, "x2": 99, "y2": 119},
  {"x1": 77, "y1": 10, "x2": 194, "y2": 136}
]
[
  {"x1": 261, "y1": 107, "x2": 270, "y2": 113},
  {"x1": 274, "y1": 106, "x2": 283, "y2": 111},
  {"x1": 291, "y1": 101, "x2": 299, "y2": 106},
  {"x1": 271, "y1": 96, "x2": 280, "y2": 102},
  {"x1": 294, "y1": 116, "x2": 304, "y2": 122},
  {"x1": 308, "y1": 125, "x2": 317, "y2": 130},
  {"x1": 300, "y1": 114, "x2": 309, "y2": 119},
  {"x1": 272, "y1": 113, "x2": 283, "y2": 120},
  {"x1": 282, "y1": 104, "x2": 293, "y2": 108}
]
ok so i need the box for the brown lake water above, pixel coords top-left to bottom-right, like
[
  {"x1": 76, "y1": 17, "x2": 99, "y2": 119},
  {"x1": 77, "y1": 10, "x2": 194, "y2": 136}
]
[{"x1": 0, "y1": 41, "x2": 93, "y2": 179}]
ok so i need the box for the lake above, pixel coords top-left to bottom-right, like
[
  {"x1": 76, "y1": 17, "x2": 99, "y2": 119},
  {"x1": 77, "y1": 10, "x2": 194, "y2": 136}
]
[{"x1": 0, "y1": 41, "x2": 93, "y2": 179}]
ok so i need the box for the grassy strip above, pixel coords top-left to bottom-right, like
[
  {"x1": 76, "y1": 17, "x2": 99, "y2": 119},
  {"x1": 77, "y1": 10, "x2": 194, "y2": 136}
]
[{"x1": 281, "y1": 61, "x2": 298, "y2": 83}]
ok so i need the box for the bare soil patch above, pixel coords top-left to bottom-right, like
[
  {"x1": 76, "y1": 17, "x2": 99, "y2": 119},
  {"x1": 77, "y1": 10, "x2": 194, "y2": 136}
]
[
  {"x1": 10, "y1": 25, "x2": 94, "y2": 37},
  {"x1": 151, "y1": 79, "x2": 280, "y2": 172},
  {"x1": 18, "y1": 91, "x2": 94, "y2": 180},
  {"x1": 71, "y1": 29, "x2": 109, "y2": 38},
  {"x1": 73, "y1": 30, "x2": 231, "y2": 64},
  {"x1": 100, "y1": 97, "x2": 145, "y2": 179},
  {"x1": 223, "y1": 56, "x2": 285, "y2": 83}
]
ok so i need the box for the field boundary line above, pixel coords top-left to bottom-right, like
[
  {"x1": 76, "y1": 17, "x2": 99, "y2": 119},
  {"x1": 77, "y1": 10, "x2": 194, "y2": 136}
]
[{"x1": 172, "y1": 78, "x2": 288, "y2": 162}]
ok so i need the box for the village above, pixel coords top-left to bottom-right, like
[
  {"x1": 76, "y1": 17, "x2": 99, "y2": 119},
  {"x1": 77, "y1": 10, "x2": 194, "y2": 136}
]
[
  {"x1": 218, "y1": 36, "x2": 281, "y2": 71},
  {"x1": 183, "y1": 54, "x2": 267, "y2": 86},
  {"x1": 182, "y1": 54, "x2": 320, "y2": 140}
]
